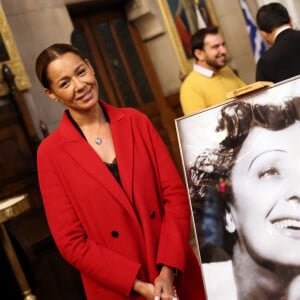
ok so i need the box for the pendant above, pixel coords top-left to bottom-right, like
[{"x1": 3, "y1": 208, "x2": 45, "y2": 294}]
[{"x1": 95, "y1": 137, "x2": 102, "y2": 145}]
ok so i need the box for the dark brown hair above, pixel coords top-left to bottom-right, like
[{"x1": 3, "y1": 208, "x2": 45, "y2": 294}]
[
  {"x1": 190, "y1": 26, "x2": 219, "y2": 60},
  {"x1": 35, "y1": 43, "x2": 85, "y2": 89},
  {"x1": 256, "y1": 3, "x2": 290, "y2": 33}
]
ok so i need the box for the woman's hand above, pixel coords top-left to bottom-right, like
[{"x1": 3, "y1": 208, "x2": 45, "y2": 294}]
[
  {"x1": 153, "y1": 265, "x2": 178, "y2": 300},
  {"x1": 133, "y1": 278, "x2": 154, "y2": 300}
]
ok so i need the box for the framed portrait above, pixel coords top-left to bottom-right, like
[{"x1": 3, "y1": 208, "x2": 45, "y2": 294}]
[
  {"x1": 175, "y1": 76, "x2": 300, "y2": 300},
  {"x1": 157, "y1": 0, "x2": 218, "y2": 75},
  {"x1": 0, "y1": 3, "x2": 31, "y2": 96}
]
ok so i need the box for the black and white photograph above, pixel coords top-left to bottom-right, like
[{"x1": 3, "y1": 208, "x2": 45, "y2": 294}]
[{"x1": 176, "y1": 76, "x2": 300, "y2": 300}]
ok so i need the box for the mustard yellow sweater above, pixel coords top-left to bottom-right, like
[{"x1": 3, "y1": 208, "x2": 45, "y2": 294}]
[{"x1": 180, "y1": 66, "x2": 245, "y2": 115}]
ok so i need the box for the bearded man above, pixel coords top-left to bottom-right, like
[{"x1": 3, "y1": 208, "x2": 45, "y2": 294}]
[{"x1": 180, "y1": 26, "x2": 245, "y2": 116}]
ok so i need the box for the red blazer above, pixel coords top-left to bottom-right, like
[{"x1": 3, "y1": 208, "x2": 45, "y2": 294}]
[{"x1": 37, "y1": 101, "x2": 205, "y2": 299}]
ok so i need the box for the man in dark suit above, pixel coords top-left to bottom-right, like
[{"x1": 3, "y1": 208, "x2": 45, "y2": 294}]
[{"x1": 256, "y1": 3, "x2": 300, "y2": 83}]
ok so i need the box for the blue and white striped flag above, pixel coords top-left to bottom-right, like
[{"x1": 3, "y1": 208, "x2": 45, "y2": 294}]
[{"x1": 240, "y1": 0, "x2": 266, "y2": 62}]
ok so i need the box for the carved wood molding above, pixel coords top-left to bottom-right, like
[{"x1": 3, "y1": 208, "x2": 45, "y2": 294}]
[{"x1": 0, "y1": 3, "x2": 31, "y2": 96}]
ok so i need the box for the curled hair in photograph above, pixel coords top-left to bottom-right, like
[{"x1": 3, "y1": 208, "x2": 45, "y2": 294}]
[{"x1": 189, "y1": 97, "x2": 300, "y2": 245}]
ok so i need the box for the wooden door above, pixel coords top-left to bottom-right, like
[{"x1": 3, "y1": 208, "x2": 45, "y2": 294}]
[{"x1": 69, "y1": 6, "x2": 181, "y2": 168}]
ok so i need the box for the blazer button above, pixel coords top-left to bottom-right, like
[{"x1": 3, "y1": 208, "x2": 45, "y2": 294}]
[
  {"x1": 111, "y1": 230, "x2": 119, "y2": 238},
  {"x1": 150, "y1": 211, "x2": 155, "y2": 219}
]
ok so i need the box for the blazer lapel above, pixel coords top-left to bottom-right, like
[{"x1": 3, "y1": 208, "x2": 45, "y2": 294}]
[
  {"x1": 110, "y1": 117, "x2": 134, "y2": 204},
  {"x1": 102, "y1": 102, "x2": 134, "y2": 203}
]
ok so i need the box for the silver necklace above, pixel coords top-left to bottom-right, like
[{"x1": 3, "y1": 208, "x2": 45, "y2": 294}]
[
  {"x1": 95, "y1": 120, "x2": 103, "y2": 145},
  {"x1": 95, "y1": 136, "x2": 102, "y2": 145}
]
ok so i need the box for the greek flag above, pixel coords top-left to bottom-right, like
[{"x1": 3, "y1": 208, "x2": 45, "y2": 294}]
[{"x1": 240, "y1": 0, "x2": 266, "y2": 62}]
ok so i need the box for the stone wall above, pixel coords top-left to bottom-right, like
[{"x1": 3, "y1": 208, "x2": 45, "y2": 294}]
[{"x1": 1, "y1": 0, "x2": 75, "y2": 135}]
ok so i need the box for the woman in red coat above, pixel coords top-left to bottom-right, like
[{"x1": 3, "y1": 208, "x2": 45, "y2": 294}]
[{"x1": 35, "y1": 43, "x2": 205, "y2": 299}]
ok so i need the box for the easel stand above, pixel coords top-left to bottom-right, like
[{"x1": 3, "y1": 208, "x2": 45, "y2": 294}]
[{"x1": 0, "y1": 194, "x2": 37, "y2": 300}]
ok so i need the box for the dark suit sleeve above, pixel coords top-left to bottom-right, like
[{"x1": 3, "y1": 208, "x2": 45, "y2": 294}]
[{"x1": 256, "y1": 58, "x2": 267, "y2": 82}]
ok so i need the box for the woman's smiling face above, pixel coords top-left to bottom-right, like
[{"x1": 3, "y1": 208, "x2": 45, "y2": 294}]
[
  {"x1": 45, "y1": 52, "x2": 99, "y2": 115},
  {"x1": 229, "y1": 120, "x2": 300, "y2": 266}
]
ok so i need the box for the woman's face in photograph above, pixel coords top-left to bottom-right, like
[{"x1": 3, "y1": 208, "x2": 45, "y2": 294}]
[{"x1": 230, "y1": 120, "x2": 300, "y2": 266}]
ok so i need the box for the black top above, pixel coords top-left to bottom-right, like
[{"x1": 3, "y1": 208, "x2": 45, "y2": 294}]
[{"x1": 105, "y1": 158, "x2": 121, "y2": 184}]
